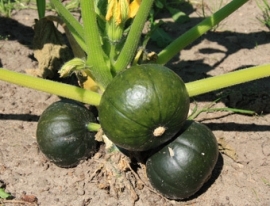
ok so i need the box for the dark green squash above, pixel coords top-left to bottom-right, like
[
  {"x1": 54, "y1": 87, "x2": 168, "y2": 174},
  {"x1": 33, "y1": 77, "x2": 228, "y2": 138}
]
[
  {"x1": 36, "y1": 100, "x2": 97, "y2": 167},
  {"x1": 146, "y1": 120, "x2": 219, "y2": 199},
  {"x1": 99, "y1": 64, "x2": 190, "y2": 151}
]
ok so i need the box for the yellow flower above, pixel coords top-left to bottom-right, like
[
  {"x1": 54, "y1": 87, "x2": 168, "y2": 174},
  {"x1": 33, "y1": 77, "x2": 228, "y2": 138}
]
[
  {"x1": 106, "y1": 0, "x2": 141, "y2": 25},
  {"x1": 128, "y1": 0, "x2": 141, "y2": 18}
]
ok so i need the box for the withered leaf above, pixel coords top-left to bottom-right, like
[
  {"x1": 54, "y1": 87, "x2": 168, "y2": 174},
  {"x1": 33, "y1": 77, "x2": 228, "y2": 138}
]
[{"x1": 26, "y1": 18, "x2": 72, "y2": 78}]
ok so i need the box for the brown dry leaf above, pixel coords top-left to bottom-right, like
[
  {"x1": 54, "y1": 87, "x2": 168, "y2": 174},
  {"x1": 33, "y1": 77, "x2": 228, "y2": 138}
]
[
  {"x1": 95, "y1": 128, "x2": 104, "y2": 142},
  {"x1": 118, "y1": 156, "x2": 130, "y2": 172},
  {"x1": 25, "y1": 18, "x2": 72, "y2": 78},
  {"x1": 218, "y1": 137, "x2": 237, "y2": 161},
  {"x1": 76, "y1": 70, "x2": 100, "y2": 92}
]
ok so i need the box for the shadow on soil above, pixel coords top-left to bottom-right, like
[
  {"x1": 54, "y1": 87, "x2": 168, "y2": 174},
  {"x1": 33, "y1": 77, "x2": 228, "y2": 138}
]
[
  {"x1": 171, "y1": 29, "x2": 270, "y2": 83},
  {"x1": 170, "y1": 28, "x2": 270, "y2": 86},
  {"x1": 204, "y1": 121, "x2": 270, "y2": 132},
  {"x1": 0, "y1": 16, "x2": 34, "y2": 47},
  {"x1": 169, "y1": 29, "x2": 270, "y2": 113},
  {"x1": 0, "y1": 113, "x2": 39, "y2": 122}
]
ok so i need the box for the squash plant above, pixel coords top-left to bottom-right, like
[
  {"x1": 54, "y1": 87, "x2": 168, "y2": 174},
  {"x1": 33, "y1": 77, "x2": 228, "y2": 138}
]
[{"x1": 0, "y1": 0, "x2": 270, "y2": 200}]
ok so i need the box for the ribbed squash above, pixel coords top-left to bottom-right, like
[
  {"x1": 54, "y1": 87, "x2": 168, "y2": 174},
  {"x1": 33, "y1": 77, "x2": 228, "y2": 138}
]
[
  {"x1": 36, "y1": 100, "x2": 97, "y2": 167},
  {"x1": 146, "y1": 121, "x2": 219, "y2": 199},
  {"x1": 99, "y1": 64, "x2": 190, "y2": 151}
]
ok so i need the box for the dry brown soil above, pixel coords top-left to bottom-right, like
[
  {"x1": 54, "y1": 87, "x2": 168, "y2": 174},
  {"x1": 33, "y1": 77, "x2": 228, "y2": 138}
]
[{"x1": 0, "y1": 0, "x2": 270, "y2": 205}]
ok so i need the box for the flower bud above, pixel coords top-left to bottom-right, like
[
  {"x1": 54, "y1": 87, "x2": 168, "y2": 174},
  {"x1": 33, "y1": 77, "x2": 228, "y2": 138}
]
[{"x1": 105, "y1": 0, "x2": 141, "y2": 43}]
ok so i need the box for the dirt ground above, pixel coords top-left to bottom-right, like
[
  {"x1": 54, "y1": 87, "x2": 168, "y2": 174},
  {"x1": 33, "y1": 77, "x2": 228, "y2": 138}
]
[{"x1": 0, "y1": 0, "x2": 270, "y2": 205}]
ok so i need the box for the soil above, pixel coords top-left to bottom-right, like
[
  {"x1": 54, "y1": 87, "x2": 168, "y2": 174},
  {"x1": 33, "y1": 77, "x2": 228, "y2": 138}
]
[{"x1": 1, "y1": 0, "x2": 270, "y2": 205}]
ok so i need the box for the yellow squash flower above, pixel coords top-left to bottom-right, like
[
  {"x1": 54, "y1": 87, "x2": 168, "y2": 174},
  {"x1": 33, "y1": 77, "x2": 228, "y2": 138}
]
[
  {"x1": 106, "y1": 0, "x2": 141, "y2": 25},
  {"x1": 128, "y1": 0, "x2": 141, "y2": 18}
]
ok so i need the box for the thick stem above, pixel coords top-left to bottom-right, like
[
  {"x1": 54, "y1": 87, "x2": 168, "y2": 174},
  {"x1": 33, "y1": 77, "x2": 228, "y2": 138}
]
[
  {"x1": 87, "y1": 122, "x2": 101, "y2": 132},
  {"x1": 114, "y1": 0, "x2": 154, "y2": 72},
  {"x1": 0, "y1": 69, "x2": 101, "y2": 106},
  {"x1": 157, "y1": 0, "x2": 249, "y2": 64},
  {"x1": 185, "y1": 64, "x2": 270, "y2": 97},
  {"x1": 80, "y1": 0, "x2": 113, "y2": 88},
  {"x1": 1, "y1": 64, "x2": 269, "y2": 105}
]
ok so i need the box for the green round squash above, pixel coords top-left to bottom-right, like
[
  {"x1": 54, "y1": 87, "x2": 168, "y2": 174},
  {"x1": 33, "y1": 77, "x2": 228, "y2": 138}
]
[
  {"x1": 36, "y1": 100, "x2": 97, "y2": 167},
  {"x1": 146, "y1": 120, "x2": 219, "y2": 199},
  {"x1": 99, "y1": 64, "x2": 190, "y2": 151}
]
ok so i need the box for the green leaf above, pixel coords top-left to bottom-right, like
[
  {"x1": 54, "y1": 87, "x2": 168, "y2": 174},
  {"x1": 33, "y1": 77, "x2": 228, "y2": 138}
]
[
  {"x1": 36, "y1": 0, "x2": 46, "y2": 19},
  {"x1": 154, "y1": 0, "x2": 164, "y2": 9},
  {"x1": 0, "y1": 188, "x2": 11, "y2": 199},
  {"x1": 166, "y1": 6, "x2": 189, "y2": 23},
  {"x1": 94, "y1": 0, "x2": 107, "y2": 17},
  {"x1": 150, "y1": 24, "x2": 173, "y2": 48}
]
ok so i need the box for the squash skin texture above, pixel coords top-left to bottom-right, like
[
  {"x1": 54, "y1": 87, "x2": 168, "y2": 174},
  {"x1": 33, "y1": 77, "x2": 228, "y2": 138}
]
[
  {"x1": 146, "y1": 121, "x2": 219, "y2": 199},
  {"x1": 37, "y1": 100, "x2": 97, "y2": 167},
  {"x1": 99, "y1": 64, "x2": 190, "y2": 151}
]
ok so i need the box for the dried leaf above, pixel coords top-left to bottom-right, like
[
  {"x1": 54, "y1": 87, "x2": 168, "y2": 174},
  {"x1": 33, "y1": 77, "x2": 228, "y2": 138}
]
[
  {"x1": 25, "y1": 18, "x2": 72, "y2": 78},
  {"x1": 218, "y1": 137, "x2": 237, "y2": 161}
]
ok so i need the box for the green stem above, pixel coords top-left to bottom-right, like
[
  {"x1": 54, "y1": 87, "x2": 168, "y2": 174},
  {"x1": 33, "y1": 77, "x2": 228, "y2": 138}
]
[
  {"x1": 36, "y1": 0, "x2": 46, "y2": 19},
  {"x1": 189, "y1": 107, "x2": 256, "y2": 120},
  {"x1": 206, "y1": 108, "x2": 256, "y2": 115},
  {"x1": 188, "y1": 101, "x2": 256, "y2": 120},
  {"x1": 157, "y1": 0, "x2": 249, "y2": 64},
  {"x1": 114, "y1": 0, "x2": 154, "y2": 72},
  {"x1": 80, "y1": 0, "x2": 112, "y2": 88},
  {"x1": 186, "y1": 64, "x2": 270, "y2": 97},
  {"x1": 0, "y1": 69, "x2": 101, "y2": 106},
  {"x1": 87, "y1": 122, "x2": 101, "y2": 132},
  {"x1": 109, "y1": 43, "x2": 117, "y2": 64},
  {"x1": 1, "y1": 64, "x2": 269, "y2": 106}
]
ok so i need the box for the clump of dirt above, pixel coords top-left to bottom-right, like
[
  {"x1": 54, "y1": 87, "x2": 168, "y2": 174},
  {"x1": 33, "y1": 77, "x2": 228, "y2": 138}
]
[{"x1": 1, "y1": 1, "x2": 270, "y2": 205}]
